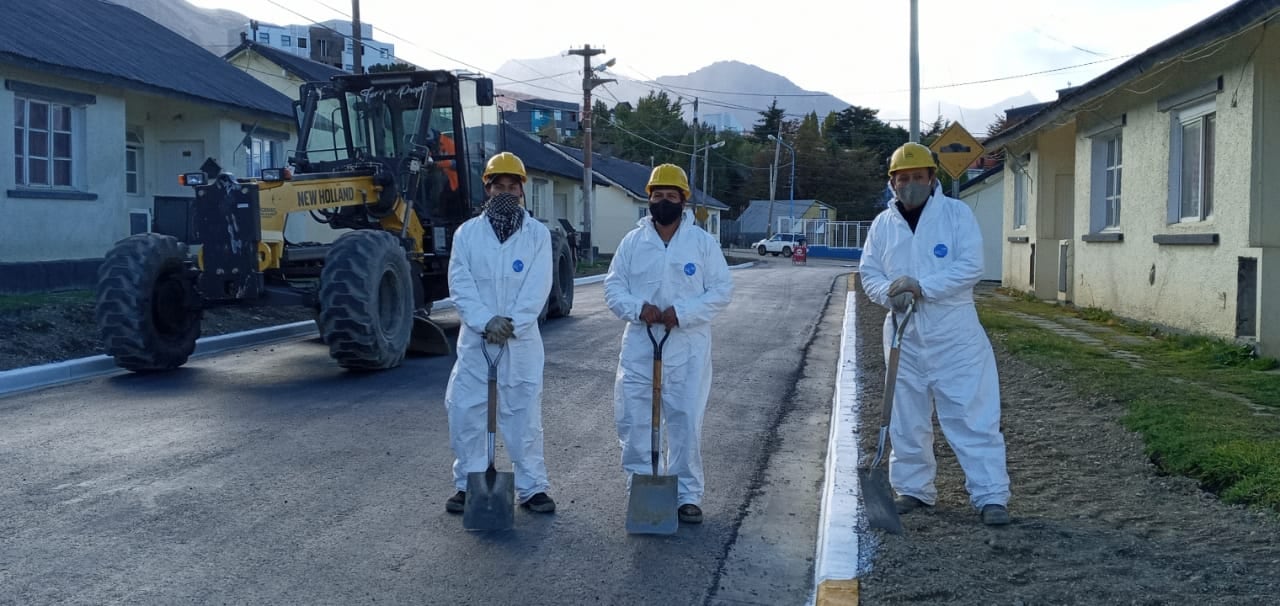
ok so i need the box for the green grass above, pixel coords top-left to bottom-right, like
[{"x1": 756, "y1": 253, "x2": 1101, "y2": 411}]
[
  {"x1": 0, "y1": 289, "x2": 94, "y2": 311},
  {"x1": 979, "y1": 294, "x2": 1280, "y2": 513}
]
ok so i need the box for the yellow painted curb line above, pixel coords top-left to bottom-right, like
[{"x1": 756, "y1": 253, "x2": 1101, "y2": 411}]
[{"x1": 816, "y1": 578, "x2": 860, "y2": 605}]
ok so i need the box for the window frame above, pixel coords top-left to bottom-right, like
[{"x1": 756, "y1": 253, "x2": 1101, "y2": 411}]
[
  {"x1": 1012, "y1": 156, "x2": 1029, "y2": 229},
  {"x1": 13, "y1": 95, "x2": 82, "y2": 190},
  {"x1": 1087, "y1": 129, "x2": 1123, "y2": 233},
  {"x1": 125, "y1": 127, "x2": 143, "y2": 196},
  {"x1": 245, "y1": 135, "x2": 284, "y2": 180},
  {"x1": 1168, "y1": 98, "x2": 1216, "y2": 223}
]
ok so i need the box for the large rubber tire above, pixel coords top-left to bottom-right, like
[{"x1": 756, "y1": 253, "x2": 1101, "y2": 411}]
[
  {"x1": 95, "y1": 233, "x2": 202, "y2": 372},
  {"x1": 318, "y1": 230, "x2": 414, "y2": 370},
  {"x1": 547, "y1": 237, "x2": 574, "y2": 319}
]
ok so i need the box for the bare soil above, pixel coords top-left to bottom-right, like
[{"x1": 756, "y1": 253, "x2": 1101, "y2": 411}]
[
  {"x1": 0, "y1": 296, "x2": 314, "y2": 371},
  {"x1": 851, "y1": 278, "x2": 1280, "y2": 605}
]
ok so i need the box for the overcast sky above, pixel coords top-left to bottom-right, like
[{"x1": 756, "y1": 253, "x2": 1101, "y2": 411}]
[{"x1": 191, "y1": 0, "x2": 1238, "y2": 130}]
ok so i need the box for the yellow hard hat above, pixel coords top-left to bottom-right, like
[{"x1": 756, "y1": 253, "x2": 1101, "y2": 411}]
[
  {"x1": 646, "y1": 163, "x2": 691, "y2": 199},
  {"x1": 483, "y1": 152, "x2": 527, "y2": 183},
  {"x1": 888, "y1": 142, "x2": 937, "y2": 176}
]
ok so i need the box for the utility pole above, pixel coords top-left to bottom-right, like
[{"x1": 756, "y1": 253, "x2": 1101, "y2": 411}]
[
  {"x1": 909, "y1": 0, "x2": 920, "y2": 142},
  {"x1": 350, "y1": 0, "x2": 363, "y2": 74},
  {"x1": 766, "y1": 123, "x2": 781, "y2": 236},
  {"x1": 567, "y1": 45, "x2": 613, "y2": 265},
  {"x1": 689, "y1": 97, "x2": 699, "y2": 205}
]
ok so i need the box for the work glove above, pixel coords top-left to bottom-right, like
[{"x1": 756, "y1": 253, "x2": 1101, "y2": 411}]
[
  {"x1": 484, "y1": 316, "x2": 515, "y2": 345},
  {"x1": 661, "y1": 306, "x2": 679, "y2": 329},
  {"x1": 640, "y1": 303, "x2": 663, "y2": 325},
  {"x1": 888, "y1": 276, "x2": 922, "y2": 314}
]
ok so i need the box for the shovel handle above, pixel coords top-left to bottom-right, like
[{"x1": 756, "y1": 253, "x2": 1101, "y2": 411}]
[
  {"x1": 879, "y1": 298, "x2": 915, "y2": 443},
  {"x1": 482, "y1": 342, "x2": 506, "y2": 435},
  {"x1": 646, "y1": 324, "x2": 669, "y2": 477}
]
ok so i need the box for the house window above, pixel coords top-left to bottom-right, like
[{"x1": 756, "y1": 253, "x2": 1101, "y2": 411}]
[
  {"x1": 245, "y1": 136, "x2": 283, "y2": 179},
  {"x1": 380, "y1": 48, "x2": 389, "y2": 59},
  {"x1": 281, "y1": 34, "x2": 291, "y2": 46},
  {"x1": 638, "y1": 207, "x2": 649, "y2": 219},
  {"x1": 819, "y1": 207, "x2": 829, "y2": 220},
  {"x1": 1013, "y1": 159, "x2": 1028, "y2": 229},
  {"x1": 1089, "y1": 132, "x2": 1122, "y2": 231},
  {"x1": 258, "y1": 32, "x2": 270, "y2": 44},
  {"x1": 297, "y1": 37, "x2": 308, "y2": 48},
  {"x1": 1170, "y1": 100, "x2": 1215, "y2": 222},
  {"x1": 346, "y1": 39, "x2": 353, "y2": 52},
  {"x1": 13, "y1": 96, "x2": 79, "y2": 188},
  {"x1": 126, "y1": 128, "x2": 143, "y2": 195},
  {"x1": 530, "y1": 178, "x2": 549, "y2": 218}
]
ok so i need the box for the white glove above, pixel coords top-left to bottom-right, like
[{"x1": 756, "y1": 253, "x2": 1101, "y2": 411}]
[{"x1": 484, "y1": 316, "x2": 515, "y2": 345}]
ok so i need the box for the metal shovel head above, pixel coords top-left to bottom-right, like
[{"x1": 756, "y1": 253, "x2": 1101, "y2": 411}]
[
  {"x1": 858, "y1": 466, "x2": 903, "y2": 535},
  {"x1": 463, "y1": 466, "x2": 515, "y2": 531},
  {"x1": 626, "y1": 473, "x2": 679, "y2": 535}
]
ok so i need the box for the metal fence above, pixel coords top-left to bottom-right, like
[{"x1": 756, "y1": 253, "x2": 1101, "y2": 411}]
[{"x1": 777, "y1": 218, "x2": 872, "y2": 249}]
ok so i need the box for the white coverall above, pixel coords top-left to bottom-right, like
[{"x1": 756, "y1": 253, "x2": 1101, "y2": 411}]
[
  {"x1": 859, "y1": 183, "x2": 1010, "y2": 509},
  {"x1": 444, "y1": 210, "x2": 553, "y2": 503},
  {"x1": 604, "y1": 210, "x2": 734, "y2": 506}
]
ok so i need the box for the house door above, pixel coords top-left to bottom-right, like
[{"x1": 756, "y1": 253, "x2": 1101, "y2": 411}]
[{"x1": 157, "y1": 140, "x2": 205, "y2": 197}]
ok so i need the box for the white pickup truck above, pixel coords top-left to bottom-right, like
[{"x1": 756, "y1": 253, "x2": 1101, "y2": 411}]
[{"x1": 752, "y1": 233, "x2": 805, "y2": 257}]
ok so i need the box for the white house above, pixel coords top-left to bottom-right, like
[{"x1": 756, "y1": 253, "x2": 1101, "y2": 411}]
[
  {"x1": 0, "y1": 0, "x2": 297, "y2": 293},
  {"x1": 983, "y1": 0, "x2": 1280, "y2": 356},
  {"x1": 957, "y1": 164, "x2": 1005, "y2": 282}
]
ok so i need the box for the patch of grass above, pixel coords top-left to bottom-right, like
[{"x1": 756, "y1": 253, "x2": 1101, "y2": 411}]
[
  {"x1": 979, "y1": 296, "x2": 1280, "y2": 513},
  {"x1": 0, "y1": 290, "x2": 94, "y2": 311}
]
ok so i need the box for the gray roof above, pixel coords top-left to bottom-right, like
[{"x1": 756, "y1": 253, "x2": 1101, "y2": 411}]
[
  {"x1": 549, "y1": 144, "x2": 730, "y2": 210},
  {"x1": 224, "y1": 40, "x2": 346, "y2": 85},
  {"x1": 501, "y1": 123, "x2": 600, "y2": 183},
  {"x1": 737, "y1": 199, "x2": 824, "y2": 233},
  {"x1": 959, "y1": 163, "x2": 1005, "y2": 194},
  {"x1": 0, "y1": 0, "x2": 293, "y2": 119},
  {"x1": 986, "y1": 0, "x2": 1280, "y2": 150}
]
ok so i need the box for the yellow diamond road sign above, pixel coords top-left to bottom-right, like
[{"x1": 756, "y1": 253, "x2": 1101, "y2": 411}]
[{"x1": 929, "y1": 122, "x2": 985, "y2": 180}]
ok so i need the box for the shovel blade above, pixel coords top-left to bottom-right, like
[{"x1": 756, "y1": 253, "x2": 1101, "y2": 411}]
[
  {"x1": 463, "y1": 467, "x2": 515, "y2": 531},
  {"x1": 859, "y1": 466, "x2": 903, "y2": 535},
  {"x1": 626, "y1": 473, "x2": 679, "y2": 535}
]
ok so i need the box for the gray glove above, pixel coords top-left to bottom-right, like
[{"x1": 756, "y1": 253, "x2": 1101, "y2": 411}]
[
  {"x1": 483, "y1": 316, "x2": 515, "y2": 345},
  {"x1": 888, "y1": 276, "x2": 921, "y2": 313},
  {"x1": 890, "y1": 291, "x2": 915, "y2": 314}
]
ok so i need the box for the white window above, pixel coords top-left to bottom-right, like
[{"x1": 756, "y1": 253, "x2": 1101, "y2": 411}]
[
  {"x1": 638, "y1": 207, "x2": 649, "y2": 219},
  {"x1": 530, "y1": 178, "x2": 549, "y2": 218},
  {"x1": 281, "y1": 34, "x2": 291, "y2": 46},
  {"x1": 1088, "y1": 132, "x2": 1122, "y2": 231},
  {"x1": 13, "y1": 96, "x2": 80, "y2": 188},
  {"x1": 819, "y1": 207, "x2": 829, "y2": 219},
  {"x1": 1013, "y1": 156, "x2": 1029, "y2": 229},
  {"x1": 126, "y1": 128, "x2": 143, "y2": 195},
  {"x1": 1169, "y1": 100, "x2": 1215, "y2": 222},
  {"x1": 246, "y1": 136, "x2": 283, "y2": 179}
]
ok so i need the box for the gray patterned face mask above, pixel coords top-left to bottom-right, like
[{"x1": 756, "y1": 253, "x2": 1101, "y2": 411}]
[
  {"x1": 485, "y1": 192, "x2": 524, "y2": 243},
  {"x1": 894, "y1": 181, "x2": 932, "y2": 209}
]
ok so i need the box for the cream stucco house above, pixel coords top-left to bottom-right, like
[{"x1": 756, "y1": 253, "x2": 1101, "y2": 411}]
[
  {"x1": 0, "y1": 0, "x2": 296, "y2": 293},
  {"x1": 984, "y1": 0, "x2": 1280, "y2": 356}
]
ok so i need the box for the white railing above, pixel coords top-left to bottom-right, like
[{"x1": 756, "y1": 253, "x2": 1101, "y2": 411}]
[{"x1": 777, "y1": 218, "x2": 872, "y2": 249}]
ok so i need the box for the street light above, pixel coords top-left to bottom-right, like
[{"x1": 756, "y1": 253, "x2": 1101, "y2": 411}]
[
  {"x1": 767, "y1": 134, "x2": 795, "y2": 235},
  {"x1": 695, "y1": 140, "x2": 726, "y2": 205}
]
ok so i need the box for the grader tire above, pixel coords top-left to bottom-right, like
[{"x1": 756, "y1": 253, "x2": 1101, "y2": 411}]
[
  {"x1": 318, "y1": 230, "x2": 413, "y2": 370},
  {"x1": 547, "y1": 237, "x2": 574, "y2": 319},
  {"x1": 95, "y1": 233, "x2": 202, "y2": 371}
]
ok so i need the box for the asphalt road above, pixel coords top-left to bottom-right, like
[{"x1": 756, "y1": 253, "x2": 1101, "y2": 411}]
[{"x1": 0, "y1": 258, "x2": 854, "y2": 605}]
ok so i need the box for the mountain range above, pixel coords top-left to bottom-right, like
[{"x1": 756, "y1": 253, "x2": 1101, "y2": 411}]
[{"x1": 112, "y1": 0, "x2": 1037, "y2": 135}]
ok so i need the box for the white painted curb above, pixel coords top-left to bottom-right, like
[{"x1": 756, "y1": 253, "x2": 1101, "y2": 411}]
[
  {"x1": 810, "y1": 291, "x2": 865, "y2": 602},
  {"x1": 0, "y1": 269, "x2": 760, "y2": 398}
]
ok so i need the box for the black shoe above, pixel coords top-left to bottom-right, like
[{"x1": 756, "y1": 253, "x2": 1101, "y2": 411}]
[
  {"x1": 521, "y1": 492, "x2": 556, "y2": 513},
  {"x1": 895, "y1": 495, "x2": 932, "y2": 514},
  {"x1": 678, "y1": 504, "x2": 703, "y2": 524},
  {"x1": 981, "y1": 504, "x2": 1010, "y2": 526},
  {"x1": 445, "y1": 490, "x2": 465, "y2": 514}
]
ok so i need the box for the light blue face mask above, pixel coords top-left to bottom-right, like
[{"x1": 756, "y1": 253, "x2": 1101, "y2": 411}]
[{"x1": 895, "y1": 181, "x2": 932, "y2": 209}]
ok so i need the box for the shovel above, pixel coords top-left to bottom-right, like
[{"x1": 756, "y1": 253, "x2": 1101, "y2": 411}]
[
  {"x1": 626, "y1": 324, "x2": 679, "y2": 535},
  {"x1": 463, "y1": 341, "x2": 516, "y2": 531},
  {"x1": 859, "y1": 297, "x2": 916, "y2": 535}
]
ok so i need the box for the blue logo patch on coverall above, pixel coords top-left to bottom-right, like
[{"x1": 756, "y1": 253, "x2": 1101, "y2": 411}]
[
  {"x1": 513, "y1": 259, "x2": 524, "y2": 273},
  {"x1": 933, "y1": 244, "x2": 949, "y2": 258},
  {"x1": 684, "y1": 263, "x2": 697, "y2": 276}
]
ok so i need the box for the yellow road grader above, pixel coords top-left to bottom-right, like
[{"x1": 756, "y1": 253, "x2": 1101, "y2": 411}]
[{"x1": 95, "y1": 70, "x2": 575, "y2": 371}]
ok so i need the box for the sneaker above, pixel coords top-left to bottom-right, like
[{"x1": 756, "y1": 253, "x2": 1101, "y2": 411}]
[
  {"x1": 678, "y1": 504, "x2": 703, "y2": 524},
  {"x1": 520, "y1": 492, "x2": 556, "y2": 513},
  {"x1": 895, "y1": 495, "x2": 932, "y2": 514},
  {"x1": 445, "y1": 490, "x2": 466, "y2": 514},
  {"x1": 981, "y1": 504, "x2": 1010, "y2": 526}
]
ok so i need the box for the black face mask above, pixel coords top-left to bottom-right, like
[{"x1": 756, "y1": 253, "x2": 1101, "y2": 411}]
[{"x1": 649, "y1": 200, "x2": 684, "y2": 226}]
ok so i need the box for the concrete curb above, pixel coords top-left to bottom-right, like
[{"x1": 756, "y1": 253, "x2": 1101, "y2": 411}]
[
  {"x1": 810, "y1": 290, "x2": 864, "y2": 604},
  {"x1": 0, "y1": 269, "x2": 762, "y2": 398}
]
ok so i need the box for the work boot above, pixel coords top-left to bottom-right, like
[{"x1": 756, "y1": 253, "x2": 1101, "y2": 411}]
[
  {"x1": 981, "y1": 504, "x2": 1010, "y2": 526},
  {"x1": 445, "y1": 490, "x2": 465, "y2": 514},
  {"x1": 895, "y1": 495, "x2": 932, "y2": 514},
  {"x1": 521, "y1": 492, "x2": 556, "y2": 513},
  {"x1": 678, "y1": 504, "x2": 703, "y2": 524}
]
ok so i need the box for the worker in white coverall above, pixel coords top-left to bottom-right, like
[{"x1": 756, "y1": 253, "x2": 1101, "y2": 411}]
[
  {"x1": 604, "y1": 164, "x2": 733, "y2": 525},
  {"x1": 444, "y1": 152, "x2": 557, "y2": 515},
  {"x1": 859, "y1": 142, "x2": 1011, "y2": 526}
]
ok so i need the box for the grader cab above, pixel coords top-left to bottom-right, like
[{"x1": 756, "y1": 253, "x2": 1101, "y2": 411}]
[{"x1": 95, "y1": 70, "x2": 575, "y2": 372}]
